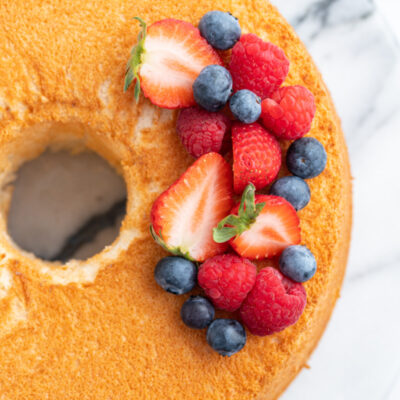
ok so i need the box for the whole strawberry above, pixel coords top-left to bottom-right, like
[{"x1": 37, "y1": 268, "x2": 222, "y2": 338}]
[
  {"x1": 240, "y1": 267, "x2": 307, "y2": 336},
  {"x1": 198, "y1": 254, "x2": 257, "y2": 312},
  {"x1": 232, "y1": 122, "x2": 281, "y2": 194},
  {"x1": 229, "y1": 33, "x2": 289, "y2": 99},
  {"x1": 261, "y1": 86, "x2": 316, "y2": 140},
  {"x1": 177, "y1": 107, "x2": 231, "y2": 158}
]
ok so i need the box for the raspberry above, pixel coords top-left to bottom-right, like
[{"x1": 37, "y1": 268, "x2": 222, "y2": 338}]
[
  {"x1": 239, "y1": 267, "x2": 306, "y2": 336},
  {"x1": 260, "y1": 86, "x2": 316, "y2": 140},
  {"x1": 198, "y1": 254, "x2": 257, "y2": 312},
  {"x1": 232, "y1": 122, "x2": 281, "y2": 194},
  {"x1": 177, "y1": 106, "x2": 231, "y2": 158},
  {"x1": 229, "y1": 34, "x2": 289, "y2": 99}
]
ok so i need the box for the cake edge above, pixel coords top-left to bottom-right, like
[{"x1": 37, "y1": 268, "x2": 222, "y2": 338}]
[{"x1": 259, "y1": 5, "x2": 353, "y2": 399}]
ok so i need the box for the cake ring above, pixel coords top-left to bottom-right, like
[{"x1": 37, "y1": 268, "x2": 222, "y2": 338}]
[{"x1": 0, "y1": 1, "x2": 351, "y2": 398}]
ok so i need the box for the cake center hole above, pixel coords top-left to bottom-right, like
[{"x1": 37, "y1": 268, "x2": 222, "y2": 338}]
[{"x1": 7, "y1": 150, "x2": 127, "y2": 262}]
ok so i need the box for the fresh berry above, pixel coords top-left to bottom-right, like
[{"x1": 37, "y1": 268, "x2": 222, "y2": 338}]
[
  {"x1": 260, "y1": 86, "x2": 316, "y2": 140},
  {"x1": 279, "y1": 245, "x2": 317, "y2": 283},
  {"x1": 193, "y1": 65, "x2": 233, "y2": 112},
  {"x1": 199, "y1": 11, "x2": 241, "y2": 50},
  {"x1": 124, "y1": 18, "x2": 222, "y2": 109},
  {"x1": 229, "y1": 33, "x2": 289, "y2": 99},
  {"x1": 232, "y1": 122, "x2": 281, "y2": 194},
  {"x1": 214, "y1": 184, "x2": 301, "y2": 260},
  {"x1": 206, "y1": 319, "x2": 246, "y2": 356},
  {"x1": 181, "y1": 296, "x2": 215, "y2": 329},
  {"x1": 176, "y1": 107, "x2": 231, "y2": 158},
  {"x1": 270, "y1": 176, "x2": 311, "y2": 211},
  {"x1": 151, "y1": 152, "x2": 233, "y2": 262},
  {"x1": 239, "y1": 267, "x2": 307, "y2": 335},
  {"x1": 198, "y1": 254, "x2": 257, "y2": 311},
  {"x1": 154, "y1": 256, "x2": 197, "y2": 295},
  {"x1": 286, "y1": 137, "x2": 327, "y2": 179},
  {"x1": 229, "y1": 90, "x2": 261, "y2": 124}
]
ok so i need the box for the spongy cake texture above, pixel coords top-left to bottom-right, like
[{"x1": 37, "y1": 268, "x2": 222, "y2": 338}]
[{"x1": 0, "y1": 1, "x2": 352, "y2": 399}]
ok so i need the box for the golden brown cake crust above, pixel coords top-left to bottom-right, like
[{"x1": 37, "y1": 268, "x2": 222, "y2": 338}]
[{"x1": 0, "y1": 1, "x2": 351, "y2": 399}]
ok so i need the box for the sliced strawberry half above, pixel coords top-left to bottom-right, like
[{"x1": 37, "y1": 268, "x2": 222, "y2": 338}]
[
  {"x1": 124, "y1": 18, "x2": 223, "y2": 109},
  {"x1": 213, "y1": 184, "x2": 301, "y2": 259},
  {"x1": 151, "y1": 152, "x2": 233, "y2": 262}
]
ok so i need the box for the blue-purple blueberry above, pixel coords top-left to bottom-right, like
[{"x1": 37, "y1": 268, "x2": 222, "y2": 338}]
[
  {"x1": 193, "y1": 65, "x2": 232, "y2": 112},
  {"x1": 199, "y1": 11, "x2": 241, "y2": 50},
  {"x1": 229, "y1": 89, "x2": 261, "y2": 124},
  {"x1": 286, "y1": 137, "x2": 327, "y2": 179},
  {"x1": 279, "y1": 245, "x2": 317, "y2": 283},
  {"x1": 206, "y1": 319, "x2": 246, "y2": 356},
  {"x1": 154, "y1": 256, "x2": 197, "y2": 295},
  {"x1": 181, "y1": 296, "x2": 215, "y2": 329},
  {"x1": 270, "y1": 176, "x2": 311, "y2": 211}
]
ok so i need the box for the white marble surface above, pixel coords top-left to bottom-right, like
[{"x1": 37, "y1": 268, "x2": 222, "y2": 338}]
[{"x1": 6, "y1": 0, "x2": 400, "y2": 398}]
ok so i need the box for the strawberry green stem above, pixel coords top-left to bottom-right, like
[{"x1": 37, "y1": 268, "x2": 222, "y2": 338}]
[
  {"x1": 213, "y1": 183, "x2": 265, "y2": 243},
  {"x1": 150, "y1": 225, "x2": 196, "y2": 262},
  {"x1": 124, "y1": 17, "x2": 147, "y2": 102}
]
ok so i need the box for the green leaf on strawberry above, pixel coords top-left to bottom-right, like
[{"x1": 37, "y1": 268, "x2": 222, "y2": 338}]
[
  {"x1": 150, "y1": 225, "x2": 195, "y2": 261},
  {"x1": 215, "y1": 184, "x2": 301, "y2": 260},
  {"x1": 213, "y1": 183, "x2": 265, "y2": 243},
  {"x1": 124, "y1": 17, "x2": 147, "y2": 102}
]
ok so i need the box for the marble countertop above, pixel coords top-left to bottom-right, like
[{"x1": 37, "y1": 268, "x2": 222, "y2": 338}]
[{"x1": 5, "y1": 0, "x2": 400, "y2": 398}]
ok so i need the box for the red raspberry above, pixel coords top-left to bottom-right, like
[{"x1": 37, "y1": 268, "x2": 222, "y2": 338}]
[
  {"x1": 239, "y1": 267, "x2": 306, "y2": 336},
  {"x1": 229, "y1": 34, "x2": 289, "y2": 99},
  {"x1": 198, "y1": 254, "x2": 257, "y2": 312},
  {"x1": 177, "y1": 106, "x2": 231, "y2": 158},
  {"x1": 260, "y1": 86, "x2": 316, "y2": 140},
  {"x1": 232, "y1": 122, "x2": 281, "y2": 194}
]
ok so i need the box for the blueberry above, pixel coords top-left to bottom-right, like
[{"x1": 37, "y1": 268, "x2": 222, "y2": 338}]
[
  {"x1": 181, "y1": 296, "x2": 215, "y2": 329},
  {"x1": 270, "y1": 176, "x2": 311, "y2": 211},
  {"x1": 279, "y1": 245, "x2": 317, "y2": 283},
  {"x1": 229, "y1": 90, "x2": 261, "y2": 124},
  {"x1": 206, "y1": 319, "x2": 246, "y2": 356},
  {"x1": 286, "y1": 137, "x2": 327, "y2": 179},
  {"x1": 154, "y1": 256, "x2": 197, "y2": 295},
  {"x1": 193, "y1": 65, "x2": 232, "y2": 112},
  {"x1": 199, "y1": 11, "x2": 241, "y2": 50}
]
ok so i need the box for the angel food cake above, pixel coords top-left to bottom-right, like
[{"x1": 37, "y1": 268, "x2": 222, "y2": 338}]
[{"x1": 0, "y1": 1, "x2": 351, "y2": 399}]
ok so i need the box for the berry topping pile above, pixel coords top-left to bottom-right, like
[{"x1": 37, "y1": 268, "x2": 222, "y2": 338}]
[{"x1": 124, "y1": 11, "x2": 328, "y2": 356}]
